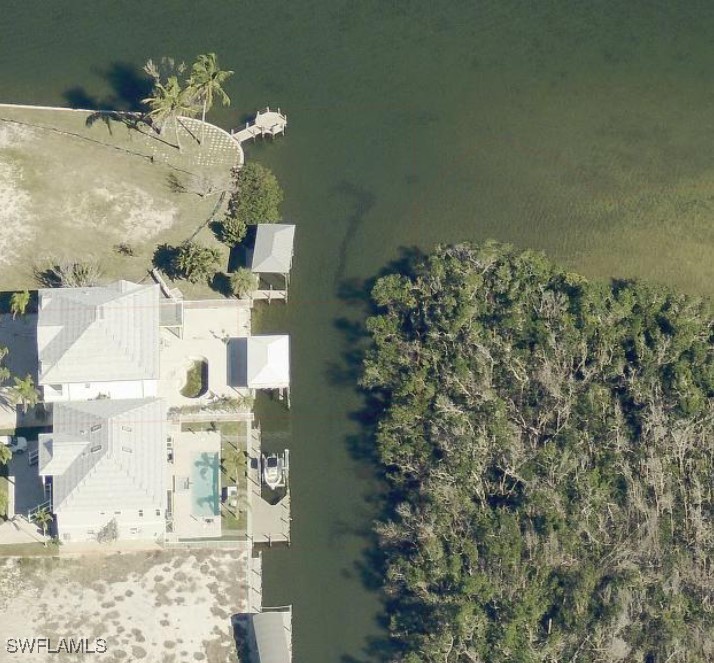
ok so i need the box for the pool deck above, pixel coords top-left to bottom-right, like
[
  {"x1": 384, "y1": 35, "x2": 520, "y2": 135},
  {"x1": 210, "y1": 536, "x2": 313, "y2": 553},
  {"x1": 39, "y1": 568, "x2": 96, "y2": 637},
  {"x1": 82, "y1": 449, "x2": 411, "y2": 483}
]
[{"x1": 169, "y1": 427, "x2": 222, "y2": 540}]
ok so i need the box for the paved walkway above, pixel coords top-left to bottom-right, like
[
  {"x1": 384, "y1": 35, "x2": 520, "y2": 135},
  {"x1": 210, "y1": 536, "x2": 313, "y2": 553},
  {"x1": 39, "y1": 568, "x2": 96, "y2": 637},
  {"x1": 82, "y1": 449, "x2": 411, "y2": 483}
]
[{"x1": 0, "y1": 516, "x2": 46, "y2": 546}]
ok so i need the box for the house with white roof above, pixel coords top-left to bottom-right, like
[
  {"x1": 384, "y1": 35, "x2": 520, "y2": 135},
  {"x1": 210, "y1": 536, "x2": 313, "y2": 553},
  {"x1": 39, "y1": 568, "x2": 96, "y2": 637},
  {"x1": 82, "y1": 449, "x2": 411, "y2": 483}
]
[
  {"x1": 38, "y1": 397, "x2": 167, "y2": 543},
  {"x1": 36, "y1": 280, "x2": 160, "y2": 402}
]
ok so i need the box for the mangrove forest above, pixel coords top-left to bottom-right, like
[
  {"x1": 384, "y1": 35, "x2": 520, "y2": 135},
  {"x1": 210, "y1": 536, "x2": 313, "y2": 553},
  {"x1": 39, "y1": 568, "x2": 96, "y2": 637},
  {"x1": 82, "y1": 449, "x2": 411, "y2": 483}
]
[{"x1": 362, "y1": 242, "x2": 714, "y2": 663}]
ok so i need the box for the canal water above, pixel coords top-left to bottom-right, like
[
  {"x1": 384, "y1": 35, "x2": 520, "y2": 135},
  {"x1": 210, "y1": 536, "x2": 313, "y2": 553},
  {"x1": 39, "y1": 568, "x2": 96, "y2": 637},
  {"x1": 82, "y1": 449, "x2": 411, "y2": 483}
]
[{"x1": 2, "y1": 2, "x2": 714, "y2": 661}]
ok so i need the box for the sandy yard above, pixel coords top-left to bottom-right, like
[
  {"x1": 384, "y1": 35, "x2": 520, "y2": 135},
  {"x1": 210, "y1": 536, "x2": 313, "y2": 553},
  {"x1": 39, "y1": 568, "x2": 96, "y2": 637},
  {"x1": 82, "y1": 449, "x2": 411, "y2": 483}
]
[
  {"x1": 0, "y1": 549, "x2": 251, "y2": 663},
  {"x1": 0, "y1": 105, "x2": 240, "y2": 291}
]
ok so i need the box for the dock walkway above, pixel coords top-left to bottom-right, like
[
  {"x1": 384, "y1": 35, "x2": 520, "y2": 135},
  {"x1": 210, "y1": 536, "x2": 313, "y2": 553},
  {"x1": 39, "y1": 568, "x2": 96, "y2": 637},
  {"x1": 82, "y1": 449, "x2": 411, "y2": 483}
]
[
  {"x1": 232, "y1": 107, "x2": 287, "y2": 143},
  {"x1": 247, "y1": 424, "x2": 291, "y2": 545}
]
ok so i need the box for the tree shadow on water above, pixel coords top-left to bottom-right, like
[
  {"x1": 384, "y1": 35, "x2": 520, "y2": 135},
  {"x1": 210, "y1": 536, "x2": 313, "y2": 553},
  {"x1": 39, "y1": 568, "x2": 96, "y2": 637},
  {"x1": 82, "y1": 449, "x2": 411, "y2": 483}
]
[
  {"x1": 62, "y1": 61, "x2": 152, "y2": 112},
  {"x1": 332, "y1": 246, "x2": 428, "y2": 663},
  {"x1": 103, "y1": 61, "x2": 153, "y2": 111}
]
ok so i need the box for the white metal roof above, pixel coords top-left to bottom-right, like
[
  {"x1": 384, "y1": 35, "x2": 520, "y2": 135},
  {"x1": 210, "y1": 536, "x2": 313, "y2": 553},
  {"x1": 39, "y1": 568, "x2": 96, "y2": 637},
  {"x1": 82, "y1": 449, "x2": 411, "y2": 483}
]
[
  {"x1": 250, "y1": 224, "x2": 296, "y2": 274},
  {"x1": 252, "y1": 610, "x2": 292, "y2": 663},
  {"x1": 246, "y1": 335, "x2": 290, "y2": 389},
  {"x1": 37, "y1": 281, "x2": 160, "y2": 384},
  {"x1": 38, "y1": 398, "x2": 167, "y2": 515}
]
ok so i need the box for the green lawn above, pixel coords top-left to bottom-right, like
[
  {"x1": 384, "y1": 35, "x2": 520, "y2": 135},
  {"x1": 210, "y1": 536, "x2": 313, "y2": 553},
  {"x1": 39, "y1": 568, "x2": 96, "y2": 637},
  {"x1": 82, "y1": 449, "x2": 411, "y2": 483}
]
[
  {"x1": 220, "y1": 434, "x2": 248, "y2": 534},
  {"x1": 180, "y1": 421, "x2": 248, "y2": 436},
  {"x1": 180, "y1": 360, "x2": 208, "y2": 398},
  {"x1": 0, "y1": 105, "x2": 239, "y2": 295}
]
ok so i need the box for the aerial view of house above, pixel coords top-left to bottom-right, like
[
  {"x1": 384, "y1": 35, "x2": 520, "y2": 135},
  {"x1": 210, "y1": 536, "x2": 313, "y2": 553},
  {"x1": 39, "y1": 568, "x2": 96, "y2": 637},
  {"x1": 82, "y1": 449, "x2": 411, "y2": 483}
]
[
  {"x1": 37, "y1": 281, "x2": 160, "y2": 402},
  {"x1": 38, "y1": 397, "x2": 168, "y2": 543}
]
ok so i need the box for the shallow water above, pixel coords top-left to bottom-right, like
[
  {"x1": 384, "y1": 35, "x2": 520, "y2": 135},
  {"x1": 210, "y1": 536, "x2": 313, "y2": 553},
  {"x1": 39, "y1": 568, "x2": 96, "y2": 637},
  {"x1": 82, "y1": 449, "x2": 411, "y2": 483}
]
[{"x1": 2, "y1": 1, "x2": 714, "y2": 661}]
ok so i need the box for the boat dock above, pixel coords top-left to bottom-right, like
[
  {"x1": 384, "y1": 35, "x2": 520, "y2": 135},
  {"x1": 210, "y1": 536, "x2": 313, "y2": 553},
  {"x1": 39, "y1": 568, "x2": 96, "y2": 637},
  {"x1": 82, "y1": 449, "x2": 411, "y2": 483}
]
[
  {"x1": 247, "y1": 423, "x2": 291, "y2": 546},
  {"x1": 232, "y1": 107, "x2": 287, "y2": 143}
]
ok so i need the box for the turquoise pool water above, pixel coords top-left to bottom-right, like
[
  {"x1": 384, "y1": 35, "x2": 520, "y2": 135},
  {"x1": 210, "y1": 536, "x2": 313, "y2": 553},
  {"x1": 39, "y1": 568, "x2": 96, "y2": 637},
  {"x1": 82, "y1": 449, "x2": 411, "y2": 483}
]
[{"x1": 191, "y1": 452, "x2": 220, "y2": 518}]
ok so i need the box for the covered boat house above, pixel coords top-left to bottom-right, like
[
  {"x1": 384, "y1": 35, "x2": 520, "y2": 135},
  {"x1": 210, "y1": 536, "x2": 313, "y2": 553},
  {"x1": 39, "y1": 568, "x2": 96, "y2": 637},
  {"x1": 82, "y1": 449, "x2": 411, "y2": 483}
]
[{"x1": 250, "y1": 224, "x2": 296, "y2": 300}]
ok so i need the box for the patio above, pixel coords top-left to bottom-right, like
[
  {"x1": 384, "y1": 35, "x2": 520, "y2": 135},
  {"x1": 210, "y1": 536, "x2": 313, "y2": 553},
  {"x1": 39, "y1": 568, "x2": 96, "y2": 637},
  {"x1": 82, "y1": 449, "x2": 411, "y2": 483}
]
[{"x1": 158, "y1": 300, "x2": 252, "y2": 409}]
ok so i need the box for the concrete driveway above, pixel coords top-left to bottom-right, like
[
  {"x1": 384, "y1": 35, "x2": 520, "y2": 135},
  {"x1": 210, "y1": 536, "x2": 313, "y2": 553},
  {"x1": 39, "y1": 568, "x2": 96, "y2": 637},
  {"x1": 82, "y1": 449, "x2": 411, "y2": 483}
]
[
  {"x1": 0, "y1": 313, "x2": 38, "y2": 429},
  {"x1": 4, "y1": 439, "x2": 46, "y2": 518}
]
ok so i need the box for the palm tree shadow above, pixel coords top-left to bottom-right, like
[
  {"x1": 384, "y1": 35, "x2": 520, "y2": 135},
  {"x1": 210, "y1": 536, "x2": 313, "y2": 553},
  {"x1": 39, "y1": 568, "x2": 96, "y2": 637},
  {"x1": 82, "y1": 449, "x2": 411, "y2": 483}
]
[
  {"x1": 62, "y1": 62, "x2": 156, "y2": 136},
  {"x1": 63, "y1": 61, "x2": 152, "y2": 112},
  {"x1": 63, "y1": 87, "x2": 100, "y2": 110},
  {"x1": 102, "y1": 61, "x2": 153, "y2": 112}
]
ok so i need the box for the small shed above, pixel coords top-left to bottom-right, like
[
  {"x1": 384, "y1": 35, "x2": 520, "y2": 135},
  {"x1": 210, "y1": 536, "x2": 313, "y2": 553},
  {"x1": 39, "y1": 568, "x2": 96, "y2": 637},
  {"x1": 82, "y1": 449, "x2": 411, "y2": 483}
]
[
  {"x1": 250, "y1": 224, "x2": 296, "y2": 285},
  {"x1": 246, "y1": 335, "x2": 290, "y2": 390}
]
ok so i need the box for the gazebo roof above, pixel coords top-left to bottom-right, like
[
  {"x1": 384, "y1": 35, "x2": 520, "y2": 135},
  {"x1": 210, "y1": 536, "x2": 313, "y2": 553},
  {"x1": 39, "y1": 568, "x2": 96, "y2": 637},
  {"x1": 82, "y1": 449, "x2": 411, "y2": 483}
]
[
  {"x1": 246, "y1": 335, "x2": 290, "y2": 389},
  {"x1": 250, "y1": 224, "x2": 296, "y2": 274}
]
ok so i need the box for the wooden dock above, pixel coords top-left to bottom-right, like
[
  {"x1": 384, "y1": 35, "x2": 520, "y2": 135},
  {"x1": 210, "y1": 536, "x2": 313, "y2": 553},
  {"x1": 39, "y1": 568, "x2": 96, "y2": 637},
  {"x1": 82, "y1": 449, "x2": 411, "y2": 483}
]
[
  {"x1": 232, "y1": 107, "x2": 287, "y2": 143},
  {"x1": 252, "y1": 288, "x2": 287, "y2": 303}
]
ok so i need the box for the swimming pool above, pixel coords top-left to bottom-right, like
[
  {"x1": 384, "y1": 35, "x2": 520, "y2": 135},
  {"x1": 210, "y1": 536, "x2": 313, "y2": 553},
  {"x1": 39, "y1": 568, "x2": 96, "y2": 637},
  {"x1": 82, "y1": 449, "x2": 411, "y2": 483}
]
[{"x1": 191, "y1": 452, "x2": 220, "y2": 518}]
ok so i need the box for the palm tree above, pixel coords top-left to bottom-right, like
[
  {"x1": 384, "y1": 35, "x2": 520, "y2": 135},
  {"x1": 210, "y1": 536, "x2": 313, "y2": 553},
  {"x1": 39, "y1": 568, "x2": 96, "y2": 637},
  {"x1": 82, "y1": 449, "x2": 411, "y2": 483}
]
[
  {"x1": 188, "y1": 53, "x2": 233, "y2": 142},
  {"x1": 9, "y1": 374, "x2": 40, "y2": 413},
  {"x1": 34, "y1": 507, "x2": 53, "y2": 545},
  {"x1": 230, "y1": 268, "x2": 258, "y2": 299},
  {"x1": 173, "y1": 241, "x2": 221, "y2": 283},
  {"x1": 0, "y1": 346, "x2": 10, "y2": 385},
  {"x1": 0, "y1": 444, "x2": 11, "y2": 466},
  {"x1": 142, "y1": 76, "x2": 197, "y2": 151},
  {"x1": 10, "y1": 291, "x2": 30, "y2": 320}
]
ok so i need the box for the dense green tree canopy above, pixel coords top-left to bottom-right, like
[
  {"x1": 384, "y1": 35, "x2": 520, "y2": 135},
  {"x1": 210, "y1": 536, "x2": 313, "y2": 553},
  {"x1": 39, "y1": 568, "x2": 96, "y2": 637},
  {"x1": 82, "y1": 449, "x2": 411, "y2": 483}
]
[
  {"x1": 362, "y1": 242, "x2": 714, "y2": 663},
  {"x1": 227, "y1": 162, "x2": 283, "y2": 226}
]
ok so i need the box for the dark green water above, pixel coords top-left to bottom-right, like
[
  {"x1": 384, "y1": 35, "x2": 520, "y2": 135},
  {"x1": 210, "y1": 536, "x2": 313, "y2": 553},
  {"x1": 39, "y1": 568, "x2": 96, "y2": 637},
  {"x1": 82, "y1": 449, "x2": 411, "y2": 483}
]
[{"x1": 3, "y1": 2, "x2": 714, "y2": 660}]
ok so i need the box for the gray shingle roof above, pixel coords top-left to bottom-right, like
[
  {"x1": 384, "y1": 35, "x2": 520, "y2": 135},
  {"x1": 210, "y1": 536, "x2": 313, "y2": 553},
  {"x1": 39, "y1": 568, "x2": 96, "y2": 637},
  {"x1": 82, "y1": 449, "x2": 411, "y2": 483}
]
[
  {"x1": 37, "y1": 281, "x2": 160, "y2": 384},
  {"x1": 250, "y1": 224, "x2": 296, "y2": 274},
  {"x1": 38, "y1": 398, "x2": 167, "y2": 514}
]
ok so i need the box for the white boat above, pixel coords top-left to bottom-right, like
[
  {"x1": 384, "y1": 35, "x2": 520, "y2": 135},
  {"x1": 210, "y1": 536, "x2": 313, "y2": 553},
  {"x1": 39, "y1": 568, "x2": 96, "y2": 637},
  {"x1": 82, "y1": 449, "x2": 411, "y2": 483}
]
[{"x1": 261, "y1": 451, "x2": 289, "y2": 490}]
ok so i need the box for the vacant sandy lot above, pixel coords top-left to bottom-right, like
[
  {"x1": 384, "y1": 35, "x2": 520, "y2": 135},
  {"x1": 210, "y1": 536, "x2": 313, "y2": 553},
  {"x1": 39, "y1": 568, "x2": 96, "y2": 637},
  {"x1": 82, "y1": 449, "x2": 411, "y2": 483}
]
[
  {"x1": 0, "y1": 105, "x2": 240, "y2": 291},
  {"x1": 0, "y1": 549, "x2": 251, "y2": 663}
]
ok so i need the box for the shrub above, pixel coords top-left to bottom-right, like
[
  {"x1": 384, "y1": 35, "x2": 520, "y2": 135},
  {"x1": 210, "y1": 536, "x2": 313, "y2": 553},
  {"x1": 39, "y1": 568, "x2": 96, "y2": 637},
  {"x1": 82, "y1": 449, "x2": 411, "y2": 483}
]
[
  {"x1": 97, "y1": 518, "x2": 118, "y2": 544},
  {"x1": 172, "y1": 241, "x2": 221, "y2": 283},
  {"x1": 35, "y1": 257, "x2": 103, "y2": 288},
  {"x1": 218, "y1": 216, "x2": 248, "y2": 245},
  {"x1": 227, "y1": 162, "x2": 283, "y2": 225},
  {"x1": 229, "y1": 268, "x2": 258, "y2": 298}
]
